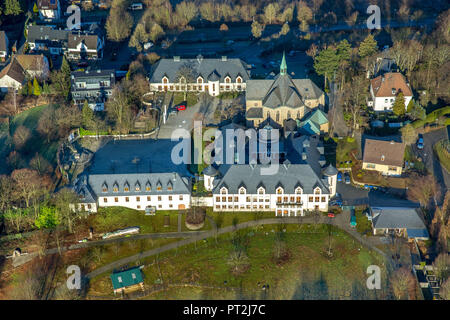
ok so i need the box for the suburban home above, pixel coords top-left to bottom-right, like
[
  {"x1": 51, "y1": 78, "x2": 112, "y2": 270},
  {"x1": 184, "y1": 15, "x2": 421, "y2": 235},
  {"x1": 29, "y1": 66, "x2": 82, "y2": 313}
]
[
  {"x1": 0, "y1": 31, "x2": 9, "y2": 61},
  {"x1": 0, "y1": 58, "x2": 25, "y2": 92},
  {"x1": 149, "y1": 55, "x2": 250, "y2": 96},
  {"x1": 110, "y1": 267, "x2": 144, "y2": 295},
  {"x1": 245, "y1": 53, "x2": 325, "y2": 128},
  {"x1": 66, "y1": 32, "x2": 104, "y2": 60},
  {"x1": 27, "y1": 25, "x2": 103, "y2": 60},
  {"x1": 297, "y1": 108, "x2": 329, "y2": 135},
  {"x1": 14, "y1": 54, "x2": 50, "y2": 80},
  {"x1": 369, "y1": 72, "x2": 413, "y2": 112},
  {"x1": 362, "y1": 139, "x2": 405, "y2": 176},
  {"x1": 37, "y1": 0, "x2": 61, "y2": 20},
  {"x1": 369, "y1": 206, "x2": 429, "y2": 240},
  {"x1": 70, "y1": 69, "x2": 115, "y2": 111},
  {"x1": 72, "y1": 139, "x2": 192, "y2": 213}
]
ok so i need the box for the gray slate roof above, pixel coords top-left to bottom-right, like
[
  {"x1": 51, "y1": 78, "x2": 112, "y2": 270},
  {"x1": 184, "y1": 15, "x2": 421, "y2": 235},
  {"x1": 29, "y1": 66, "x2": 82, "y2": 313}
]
[
  {"x1": 88, "y1": 172, "x2": 191, "y2": 197},
  {"x1": 149, "y1": 57, "x2": 250, "y2": 83},
  {"x1": 371, "y1": 207, "x2": 427, "y2": 230},
  {"x1": 27, "y1": 25, "x2": 68, "y2": 44},
  {"x1": 246, "y1": 76, "x2": 323, "y2": 109},
  {"x1": 0, "y1": 31, "x2": 7, "y2": 52},
  {"x1": 213, "y1": 163, "x2": 330, "y2": 195}
]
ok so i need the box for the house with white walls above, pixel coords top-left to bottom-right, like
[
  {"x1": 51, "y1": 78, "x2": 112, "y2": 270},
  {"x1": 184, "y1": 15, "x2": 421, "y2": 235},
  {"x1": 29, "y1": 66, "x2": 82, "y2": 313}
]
[
  {"x1": 369, "y1": 72, "x2": 413, "y2": 112},
  {"x1": 149, "y1": 55, "x2": 250, "y2": 97},
  {"x1": 37, "y1": 0, "x2": 61, "y2": 20}
]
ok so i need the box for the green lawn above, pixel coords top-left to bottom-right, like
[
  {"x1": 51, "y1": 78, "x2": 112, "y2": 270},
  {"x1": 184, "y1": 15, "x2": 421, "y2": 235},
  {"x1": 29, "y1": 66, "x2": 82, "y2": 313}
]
[
  {"x1": 0, "y1": 104, "x2": 60, "y2": 174},
  {"x1": 434, "y1": 139, "x2": 450, "y2": 173},
  {"x1": 87, "y1": 224, "x2": 388, "y2": 299},
  {"x1": 89, "y1": 206, "x2": 211, "y2": 234},
  {"x1": 127, "y1": 224, "x2": 387, "y2": 300},
  {"x1": 206, "y1": 208, "x2": 276, "y2": 229},
  {"x1": 336, "y1": 137, "x2": 358, "y2": 168}
]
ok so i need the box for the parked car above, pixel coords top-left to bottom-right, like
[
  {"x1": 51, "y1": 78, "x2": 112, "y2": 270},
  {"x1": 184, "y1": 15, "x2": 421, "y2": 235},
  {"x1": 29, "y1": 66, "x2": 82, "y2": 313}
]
[
  {"x1": 417, "y1": 135, "x2": 424, "y2": 150},
  {"x1": 344, "y1": 173, "x2": 350, "y2": 184},
  {"x1": 327, "y1": 213, "x2": 335, "y2": 218},
  {"x1": 175, "y1": 101, "x2": 187, "y2": 111},
  {"x1": 337, "y1": 172, "x2": 343, "y2": 182}
]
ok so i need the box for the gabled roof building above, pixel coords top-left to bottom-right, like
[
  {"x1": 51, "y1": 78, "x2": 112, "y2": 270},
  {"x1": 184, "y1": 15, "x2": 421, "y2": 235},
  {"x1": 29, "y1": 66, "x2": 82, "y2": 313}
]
[
  {"x1": 71, "y1": 69, "x2": 115, "y2": 111},
  {"x1": 149, "y1": 55, "x2": 250, "y2": 96},
  {"x1": 246, "y1": 53, "x2": 325, "y2": 128}
]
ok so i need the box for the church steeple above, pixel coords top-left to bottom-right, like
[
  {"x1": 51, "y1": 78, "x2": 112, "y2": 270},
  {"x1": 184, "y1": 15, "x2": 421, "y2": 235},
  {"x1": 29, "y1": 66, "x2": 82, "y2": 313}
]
[{"x1": 280, "y1": 51, "x2": 287, "y2": 75}]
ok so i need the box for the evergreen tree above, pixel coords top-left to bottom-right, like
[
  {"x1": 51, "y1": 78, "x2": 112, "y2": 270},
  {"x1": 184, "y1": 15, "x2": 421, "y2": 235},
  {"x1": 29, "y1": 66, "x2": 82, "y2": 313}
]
[
  {"x1": 392, "y1": 92, "x2": 406, "y2": 116},
  {"x1": 27, "y1": 80, "x2": 33, "y2": 95},
  {"x1": 314, "y1": 48, "x2": 339, "y2": 89},
  {"x1": 358, "y1": 34, "x2": 378, "y2": 71},
  {"x1": 251, "y1": 20, "x2": 264, "y2": 39},
  {"x1": 4, "y1": 0, "x2": 22, "y2": 16},
  {"x1": 82, "y1": 101, "x2": 95, "y2": 130},
  {"x1": 33, "y1": 77, "x2": 41, "y2": 96},
  {"x1": 33, "y1": 2, "x2": 38, "y2": 13}
]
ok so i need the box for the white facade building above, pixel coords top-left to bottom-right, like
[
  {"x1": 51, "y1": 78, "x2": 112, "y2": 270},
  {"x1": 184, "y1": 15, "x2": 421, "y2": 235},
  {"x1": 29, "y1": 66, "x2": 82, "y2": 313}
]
[
  {"x1": 369, "y1": 72, "x2": 413, "y2": 112},
  {"x1": 149, "y1": 56, "x2": 250, "y2": 97}
]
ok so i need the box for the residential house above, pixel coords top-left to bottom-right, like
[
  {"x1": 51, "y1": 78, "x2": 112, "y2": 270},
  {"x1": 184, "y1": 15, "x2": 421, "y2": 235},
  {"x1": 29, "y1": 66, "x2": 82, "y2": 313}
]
[
  {"x1": 369, "y1": 206, "x2": 429, "y2": 240},
  {"x1": 246, "y1": 53, "x2": 325, "y2": 128},
  {"x1": 71, "y1": 69, "x2": 115, "y2": 111},
  {"x1": 0, "y1": 58, "x2": 25, "y2": 92},
  {"x1": 297, "y1": 108, "x2": 329, "y2": 135},
  {"x1": 362, "y1": 138, "x2": 405, "y2": 176},
  {"x1": 14, "y1": 54, "x2": 50, "y2": 80},
  {"x1": 149, "y1": 55, "x2": 250, "y2": 96},
  {"x1": 0, "y1": 31, "x2": 9, "y2": 61},
  {"x1": 110, "y1": 267, "x2": 144, "y2": 295},
  {"x1": 37, "y1": 0, "x2": 61, "y2": 20},
  {"x1": 369, "y1": 72, "x2": 413, "y2": 112},
  {"x1": 66, "y1": 30, "x2": 104, "y2": 60},
  {"x1": 27, "y1": 25, "x2": 103, "y2": 60}
]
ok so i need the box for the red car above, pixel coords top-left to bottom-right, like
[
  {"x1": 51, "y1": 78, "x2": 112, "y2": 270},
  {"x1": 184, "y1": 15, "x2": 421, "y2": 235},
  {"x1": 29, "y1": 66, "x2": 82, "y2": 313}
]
[
  {"x1": 176, "y1": 104, "x2": 186, "y2": 111},
  {"x1": 327, "y1": 213, "x2": 335, "y2": 218}
]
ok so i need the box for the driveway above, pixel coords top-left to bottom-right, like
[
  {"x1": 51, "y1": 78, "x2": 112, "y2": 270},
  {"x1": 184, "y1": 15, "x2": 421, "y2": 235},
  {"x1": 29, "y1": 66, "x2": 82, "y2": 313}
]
[
  {"x1": 336, "y1": 182, "x2": 369, "y2": 206},
  {"x1": 412, "y1": 127, "x2": 450, "y2": 192}
]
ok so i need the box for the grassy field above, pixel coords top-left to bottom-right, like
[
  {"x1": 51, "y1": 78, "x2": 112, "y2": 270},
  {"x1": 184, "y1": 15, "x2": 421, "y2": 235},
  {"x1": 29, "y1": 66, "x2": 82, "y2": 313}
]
[
  {"x1": 434, "y1": 139, "x2": 450, "y2": 173},
  {"x1": 0, "y1": 104, "x2": 59, "y2": 174},
  {"x1": 88, "y1": 207, "x2": 206, "y2": 234},
  {"x1": 336, "y1": 137, "x2": 358, "y2": 168},
  {"x1": 206, "y1": 208, "x2": 276, "y2": 229},
  {"x1": 88, "y1": 224, "x2": 388, "y2": 299}
]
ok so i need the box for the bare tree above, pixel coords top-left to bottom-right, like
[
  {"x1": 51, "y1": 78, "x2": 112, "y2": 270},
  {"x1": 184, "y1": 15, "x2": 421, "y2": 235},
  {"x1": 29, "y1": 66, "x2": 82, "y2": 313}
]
[{"x1": 390, "y1": 267, "x2": 416, "y2": 300}]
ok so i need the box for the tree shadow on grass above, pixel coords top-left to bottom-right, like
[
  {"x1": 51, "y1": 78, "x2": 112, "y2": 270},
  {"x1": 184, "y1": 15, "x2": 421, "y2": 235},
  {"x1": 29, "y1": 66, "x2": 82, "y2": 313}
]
[{"x1": 292, "y1": 273, "x2": 329, "y2": 300}]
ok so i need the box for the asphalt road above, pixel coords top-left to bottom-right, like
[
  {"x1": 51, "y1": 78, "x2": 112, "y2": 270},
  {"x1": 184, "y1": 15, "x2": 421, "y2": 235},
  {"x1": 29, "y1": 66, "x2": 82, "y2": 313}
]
[{"x1": 412, "y1": 127, "x2": 450, "y2": 192}]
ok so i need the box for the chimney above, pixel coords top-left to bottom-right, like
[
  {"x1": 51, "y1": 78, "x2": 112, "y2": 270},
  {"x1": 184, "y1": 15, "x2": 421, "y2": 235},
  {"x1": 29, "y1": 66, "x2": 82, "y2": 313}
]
[
  {"x1": 302, "y1": 152, "x2": 307, "y2": 160},
  {"x1": 221, "y1": 56, "x2": 227, "y2": 61},
  {"x1": 173, "y1": 56, "x2": 180, "y2": 62},
  {"x1": 172, "y1": 172, "x2": 177, "y2": 181}
]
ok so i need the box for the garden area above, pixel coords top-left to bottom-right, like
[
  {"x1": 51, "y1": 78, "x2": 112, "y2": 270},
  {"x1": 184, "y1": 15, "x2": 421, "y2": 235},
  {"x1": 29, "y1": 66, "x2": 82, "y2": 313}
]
[
  {"x1": 87, "y1": 224, "x2": 388, "y2": 299},
  {"x1": 434, "y1": 139, "x2": 450, "y2": 173},
  {"x1": 88, "y1": 207, "x2": 205, "y2": 234},
  {"x1": 335, "y1": 137, "x2": 358, "y2": 169}
]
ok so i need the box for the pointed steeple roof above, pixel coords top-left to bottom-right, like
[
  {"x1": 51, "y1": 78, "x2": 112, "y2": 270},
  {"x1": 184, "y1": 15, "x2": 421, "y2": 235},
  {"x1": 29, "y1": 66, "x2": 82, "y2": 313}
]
[{"x1": 280, "y1": 51, "x2": 287, "y2": 75}]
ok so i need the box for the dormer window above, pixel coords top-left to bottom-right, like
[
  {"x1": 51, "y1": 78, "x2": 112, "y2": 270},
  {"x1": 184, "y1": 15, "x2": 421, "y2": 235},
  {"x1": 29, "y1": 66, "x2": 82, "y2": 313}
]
[
  {"x1": 145, "y1": 181, "x2": 151, "y2": 191},
  {"x1": 257, "y1": 187, "x2": 265, "y2": 195},
  {"x1": 135, "y1": 182, "x2": 141, "y2": 192},
  {"x1": 156, "y1": 181, "x2": 162, "y2": 191},
  {"x1": 197, "y1": 76, "x2": 203, "y2": 84},
  {"x1": 167, "y1": 181, "x2": 173, "y2": 191},
  {"x1": 179, "y1": 76, "x2": 186, "y2": 84},
  {"x1": 295, "y1": 187, "x2": 303, "y2": 194},
  {"x1": 381, "y1": 155, "x2": 385, "y2": 161},
  {"x1": 314, "y1": 187, "x2": 321, "y2": 195},
  {"x1": 225, "y1": 76, "x2": 231, "y2": 83},
  {"x1": 391, "y1": 88, "x2": 396, "y2": 95},
  {"x1": 113, "y1": 182, "x2": 119, "y2": 192},
  {"x1": 162, "y1": 77, "x2": 168, "y2": 84},
  {"x1": 102, "y1": 182, "x2": 108, "y2": 193},
  {"x1": 239, "y1": 187, "x2": 246, "y2": 194},
  {"x1": 124, "y1": 182, "x2": 130, "y2": 192},
  {"x1": 276, "y1": 187, "x2": 283, "y2": 194},
  {"x1": 220, "y1": 186, "x2": 227, "y2": 194},
  {"x1": 236, "y1": 76, "x2": 242, "y2": 83}
]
